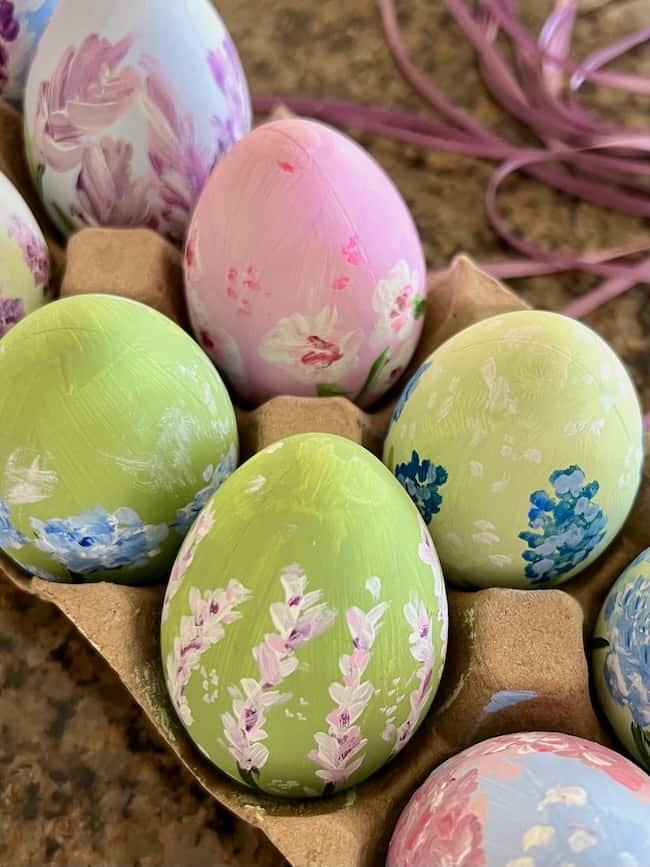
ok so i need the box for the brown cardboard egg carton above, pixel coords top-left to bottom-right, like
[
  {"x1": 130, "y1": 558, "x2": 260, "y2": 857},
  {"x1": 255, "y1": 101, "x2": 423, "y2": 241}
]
[{"x1": 1, "y1": 99, "x2": 649, "y2": 867}]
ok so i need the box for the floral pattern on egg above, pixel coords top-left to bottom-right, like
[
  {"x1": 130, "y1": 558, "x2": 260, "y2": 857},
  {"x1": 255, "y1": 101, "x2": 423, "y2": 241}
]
[
  {"x1": 184, "y1": 118, "x2": 427, "y2": 407},
  {"x1": 387, "y1": 732, "x2": 650, "y2": 867},
  {"x1": 24, "y1": 0, "x2": 251, "y2": 244},
  {"x1": 160, "y1": 433, "x2": 448, "y2": 796},
  {"x1": 594, "y1": 549, "x2": 650, "y2": 770},
  {"x1": 0, "y1": 171, "x2": 50, "y2": 337},
  {"x1": 384, "y1": 310, "x2": 644, "y2": 590}
]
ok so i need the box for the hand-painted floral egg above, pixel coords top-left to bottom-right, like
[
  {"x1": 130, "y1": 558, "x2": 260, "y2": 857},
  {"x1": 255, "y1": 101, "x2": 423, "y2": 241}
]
[
  {"x1": 593, "y1": 548, "x2": 650, "y2": 771},
  {"x1": 0, "y1": 0, "x2": 60, "y2": 109},
  {"x1": 23, "y1": 0, "x2": 250, "y2": 244},
  {"x1": 0, "y1": 294, "x2": 237, "y2": 584},
  {"x1": 384, "y1": 310, "x2": 643, "y2": 590},
  {"x1": 183, "y1": 117, "x2": 427, "y2": 407},
  {"x1": 387, "y1": 732, "x2": 650, "y2": 867},
  {"x1": 160, "y1": 433, "x2": 448, "y2": 797},
  {"x1": 0, "y1": 169, "x2": 49, "y2": 336}
]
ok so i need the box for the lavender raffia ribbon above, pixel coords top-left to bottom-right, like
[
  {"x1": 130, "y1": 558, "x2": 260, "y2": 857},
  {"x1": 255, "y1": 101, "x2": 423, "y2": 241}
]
[{"x1": 252, "y1": 0, "x2": 650, "y2": 428}]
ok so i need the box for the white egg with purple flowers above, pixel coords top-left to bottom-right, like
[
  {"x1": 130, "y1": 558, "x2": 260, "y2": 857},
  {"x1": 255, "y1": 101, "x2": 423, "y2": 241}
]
[{"x1": 24, "y1": 0, "x2": 251, "y2": 244}]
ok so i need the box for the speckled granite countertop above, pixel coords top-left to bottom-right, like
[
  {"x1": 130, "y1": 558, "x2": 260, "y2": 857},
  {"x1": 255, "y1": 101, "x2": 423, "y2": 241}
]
[{"x1": 1, "y1": 1, "x2": 648, "y2": 865}]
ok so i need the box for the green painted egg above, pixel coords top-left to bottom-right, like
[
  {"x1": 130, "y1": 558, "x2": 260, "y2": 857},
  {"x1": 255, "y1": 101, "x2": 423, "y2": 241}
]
[
  {"x1": 0, "y1": 294, "x2": 237, "y2": 584},
  {"x1": 593, "y1": 548, "x2": 650, "y2": 771},
  {"x1": 160, "y1": 432, "x2": 448, "y2": 798},
  {"x1": 384, "y1": 310, "x2": 643, "y2": 590}
]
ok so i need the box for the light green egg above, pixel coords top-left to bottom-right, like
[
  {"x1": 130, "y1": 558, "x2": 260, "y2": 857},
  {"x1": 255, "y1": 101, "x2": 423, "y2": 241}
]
[
  {"x1": 0, "y1": 294, "x2": 237, "y2": 584},
  {"x1": 384, "y1": 310, "x2": 644, "y2": 590},
  {"x1": 160, "y1": 433, "x2": 448, "y2": 798},
  {"x1": 593, "y1": 548, "x2": 650, "y2": 771}
]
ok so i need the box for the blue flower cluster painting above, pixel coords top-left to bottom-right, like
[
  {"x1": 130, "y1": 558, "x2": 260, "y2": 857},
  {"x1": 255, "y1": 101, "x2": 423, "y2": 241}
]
[
  {"x1": 32, "y1": 506, "x2": 168, "y2": 575},
  {"x1": 519, "y1": 465, "x2": 607, "y2": 584},
  {"x1": 395, "y1": 450, "x2": 448, "y2": 523}
]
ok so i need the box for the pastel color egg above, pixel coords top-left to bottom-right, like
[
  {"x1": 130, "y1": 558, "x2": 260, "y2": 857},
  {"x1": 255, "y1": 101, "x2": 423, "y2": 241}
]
[
  {"x1": 0, "y1": 0, "x2": 60, "y2": 109},
  {"x1": 593, "y1": 548, "x2": 650, "y2": 771},
  {"x1": 160, "y1": 433, "x2": 448, "y2": 797},
  {"x1": 0, "y1": 294, "x2": 237, "y2": 584},
  {"x1": 183, "y1": 117, "x2": 426, "y2": 407},
  {"x1": 387, "y1": 732, "x2": 650, "y2": 867},
  {"x1": 0, "y1": 169, "x2": 49, "y2": 337},
  {"x1": 24, "y1": 0, "x2": 251, "y2": 244},
  {"x1": 384, "y1": 310, "x2": 644, "y2": 590}
]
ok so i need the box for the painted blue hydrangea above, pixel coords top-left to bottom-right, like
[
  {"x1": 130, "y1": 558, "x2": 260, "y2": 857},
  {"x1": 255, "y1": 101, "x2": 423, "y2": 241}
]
[
  {"x1": 391, "y1": 361, "x2": 431, "y2": 424},
  {"x1": 0, "y1": 497, "x2": 27, "y2": 549},
  {"x1": 603, "y1": 573, "x2": 650, "y2": 728},
  {"x1": 395, "y1": 450, "x2": 448, "y2": 523},
  {"x1": 519, "y1": 465, "x2": 607, "y2": 585},
  {"x1": 171, "y1": 444, "x2": 237, "y2": 535},
  {"x1": 31, "y1": 506, "x2": 169, "y2": 576}
]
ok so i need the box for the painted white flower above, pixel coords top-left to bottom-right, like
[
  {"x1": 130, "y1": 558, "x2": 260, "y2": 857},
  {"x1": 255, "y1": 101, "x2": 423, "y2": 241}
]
[
  {"x1": 365, "y1": 576, "x2": 381, "y2": 600},
  {"x1": 522, "y1": 825, "x2": 555, "y2": 850},
  {"x1": 370, "y1": 260, "x2": 421, "y2": 348},
  {"x1": 537, "y1": 785, "x2": 587, "y2": 810},
  {"x1": 246, "y1": 475, "x2": 266, "y2": 494},
  {"x1": 259, "y1": 306, "x2": 363, "y2": 385},
  {"x1": 568, "y1": 827, "x2": 598, "y2": 852}
]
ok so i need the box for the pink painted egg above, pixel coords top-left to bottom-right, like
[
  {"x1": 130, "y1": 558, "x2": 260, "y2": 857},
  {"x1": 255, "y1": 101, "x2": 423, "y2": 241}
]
[{"x1": 184, "y1": 118, "x2": 427, "y2": 407}]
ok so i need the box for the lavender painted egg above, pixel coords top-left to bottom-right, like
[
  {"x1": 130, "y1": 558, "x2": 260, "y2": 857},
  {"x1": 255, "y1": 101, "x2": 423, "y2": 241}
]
[
  {"x1": 0, "y1": 169, "x2": 49, "y2": 337},
  {"x1": 0, "y1": 294, "x2": 238, "y2": 584},
  {"x1": 387, "y1": 732, "x2": 650, "y2": 867},
  {"x1": 24, "y1": 0, "x2": 251, "y2": 244},
  {"x1": 593, "y1": 548, "x2": 650, "y2": 771},
  {"x1": 160, "y1": 433, "x2": 448, "y2": 797},
  {"x1": 0, "y1": 0, "x2": 60, "y2": 109},
  {"x1": 183, "y1": 118, "x2": 427, "y2": 407}
]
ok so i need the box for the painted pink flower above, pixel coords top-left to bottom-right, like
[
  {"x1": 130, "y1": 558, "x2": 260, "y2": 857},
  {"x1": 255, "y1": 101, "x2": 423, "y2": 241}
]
[
  {"x1": 31, "y1": 35, "x2": 140, "y2": 173},
  {"x1": 387, "y1": 764, "x2": 485, "y2": 867},
  {"x1": 162, "y1": 501, "x2": 215, "y2": 623},
  {"x1": 310, "y1": 601, "x2": 388, "y2": 788},
  {"x1": 141, "y1": 58, "x2": 214, "y2": 244},
  {"x1": 7, "y1": 214, "x2": 49, "y2": 288},
  {"x1": 417, "y1": 515, "x2": 449, "y2": 651},
  {"x1": 222, "y1": 564, "x2": 335, "y2": 780},
  {"x1": 207, "y1": 37, "x2": 251, "y2": 158},
  {"x1": 370, "y1": 260, "x2": 420, "y2": 349},
  {"x1": 164, "y1": 576, "x2": 250, "y2": 727},
  {"x1": 342, "y1": 234, "x2": 361, "y2": 265},
  {"x1": 74, "y1": 137, "x2": 154, "y2": 228},
  {"x1": 259, "y1": 305, "x2": 363, "y2": 387},
  {"x1": 390, "y1": 593, "x2": 436, "y2": 755}
]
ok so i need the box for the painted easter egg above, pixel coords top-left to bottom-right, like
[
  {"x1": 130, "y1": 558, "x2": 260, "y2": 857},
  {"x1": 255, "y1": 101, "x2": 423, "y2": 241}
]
[
  {"x1": 387, "y1": 732, "x2": 650, "y2": 867},
  {"x1": 0, "y1": 294, "x2": 237, "y2": 584},
  {"x1": 0, "y1": 0, "x2": 60, "y2": 109},
  {"x1": 384, "y1": 310, "x2": 643, "y2": 590},
  {"x1": 24, "y1": 0, "x2": 251, "y2": 244},
  {"x1": 183, "y1": 117, "x2": 426, "y2": 407},
  {"x1": 160, "y1": 433, "x2": 448, "y2": 797},
  {"x1": 0, "y1": 169, "x2": 49, "y2": 336},
  {"x1": 593, "y1": 548, "x2": 650, "y2": 771}
]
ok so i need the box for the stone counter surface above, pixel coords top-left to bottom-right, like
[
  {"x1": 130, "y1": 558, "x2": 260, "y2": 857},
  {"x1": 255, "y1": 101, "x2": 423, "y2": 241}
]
[{"x1": 1, "y1": 1, "x2": 648, "y2": 865}]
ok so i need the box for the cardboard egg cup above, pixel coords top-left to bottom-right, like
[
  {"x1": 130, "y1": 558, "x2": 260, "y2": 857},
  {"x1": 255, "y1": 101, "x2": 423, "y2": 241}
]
[{"x1": 1, "y1": 99, "x2": 649, "y2": 867}]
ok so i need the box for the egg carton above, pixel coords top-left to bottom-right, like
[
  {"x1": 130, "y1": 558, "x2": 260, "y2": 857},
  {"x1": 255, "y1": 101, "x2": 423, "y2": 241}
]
[{"x1": 1, "y1": 97, "x2": 649, "y2": 867}]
